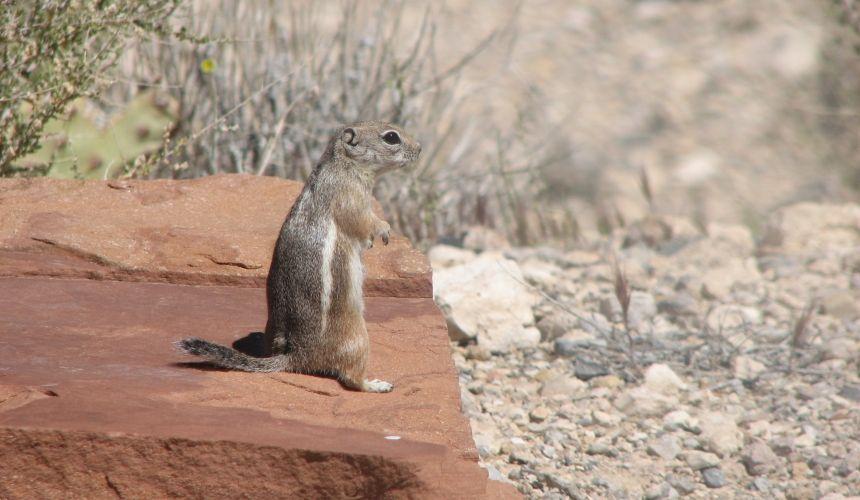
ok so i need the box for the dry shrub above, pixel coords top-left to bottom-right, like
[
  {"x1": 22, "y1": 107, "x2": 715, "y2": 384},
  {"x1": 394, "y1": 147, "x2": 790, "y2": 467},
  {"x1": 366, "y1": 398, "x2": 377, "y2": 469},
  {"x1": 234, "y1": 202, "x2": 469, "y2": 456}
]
[{"x1": 114, "y1": 0, "x2": 571, "y2": 246}]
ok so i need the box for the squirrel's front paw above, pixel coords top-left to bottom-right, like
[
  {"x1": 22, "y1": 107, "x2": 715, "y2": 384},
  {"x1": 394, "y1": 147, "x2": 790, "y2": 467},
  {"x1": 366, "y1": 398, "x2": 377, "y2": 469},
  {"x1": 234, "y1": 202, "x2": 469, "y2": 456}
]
[
  {"x1": 379, "y1": 224, "x2": 390, "y2": 246},
  {"x1": 371, "y1": 221, "x2": 390, "y2": 247}
]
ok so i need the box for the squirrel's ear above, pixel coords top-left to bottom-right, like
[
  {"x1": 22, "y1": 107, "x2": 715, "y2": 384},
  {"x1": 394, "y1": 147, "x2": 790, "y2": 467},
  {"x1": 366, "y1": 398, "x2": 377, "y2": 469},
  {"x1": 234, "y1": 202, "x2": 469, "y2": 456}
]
[{"x1": 342, "y1": 128, "x2": 358, "y2": 147}]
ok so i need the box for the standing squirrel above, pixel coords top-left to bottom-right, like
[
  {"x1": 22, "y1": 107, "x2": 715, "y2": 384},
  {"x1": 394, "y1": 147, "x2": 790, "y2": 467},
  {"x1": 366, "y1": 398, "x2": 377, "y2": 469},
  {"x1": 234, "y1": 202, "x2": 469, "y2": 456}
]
[{"x1": 177, "y1": 121, "x2": 421, "y2": 392}]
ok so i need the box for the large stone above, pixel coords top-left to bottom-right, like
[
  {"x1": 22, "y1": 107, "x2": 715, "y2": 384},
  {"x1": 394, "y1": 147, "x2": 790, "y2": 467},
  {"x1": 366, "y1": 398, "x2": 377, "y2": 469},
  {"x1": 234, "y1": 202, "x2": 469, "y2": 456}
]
[
  {"x1": 0, "y1": 176, "x2": 514, "y2": 499},
  {"x1": 433, "y1": 252, "x2": 540, "y2": 352},
  {"x1": 0, "y1": 279, "x2": 512, "y2": 498},
  {"x1": 0, "y1": 175, "x2": 431, "y2": 298}
]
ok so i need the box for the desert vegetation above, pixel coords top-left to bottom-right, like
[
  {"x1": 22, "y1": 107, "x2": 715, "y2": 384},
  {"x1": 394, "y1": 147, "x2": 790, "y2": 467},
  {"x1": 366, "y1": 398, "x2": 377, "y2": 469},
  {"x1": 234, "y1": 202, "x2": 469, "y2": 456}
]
[
  {"x1": 3, "y1": 0, "x2": 570, "y2": 247},
  {"x1": 0, "y1": 0, "x2": 184, "y2": 176},
  {"x1": 3, "y1": 0, "x2": 860, "y2": 248}
]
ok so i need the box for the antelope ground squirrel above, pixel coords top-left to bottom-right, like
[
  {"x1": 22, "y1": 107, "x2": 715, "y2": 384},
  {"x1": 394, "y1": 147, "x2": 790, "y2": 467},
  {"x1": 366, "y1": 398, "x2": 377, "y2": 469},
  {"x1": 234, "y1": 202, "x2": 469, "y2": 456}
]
[{"x1": 177, "y1": 121, "x2": 421, "y2": 392}]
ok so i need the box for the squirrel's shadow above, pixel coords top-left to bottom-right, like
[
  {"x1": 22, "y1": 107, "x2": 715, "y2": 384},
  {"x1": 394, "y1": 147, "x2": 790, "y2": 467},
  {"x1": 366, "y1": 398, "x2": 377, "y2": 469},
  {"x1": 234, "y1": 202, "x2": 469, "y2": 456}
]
[
  {"x1": 230, "y1": 331, "x2": 269, "y2": 357},
  {"x1": 173, "y1": 331, "x2": 268, "y2": 371}
]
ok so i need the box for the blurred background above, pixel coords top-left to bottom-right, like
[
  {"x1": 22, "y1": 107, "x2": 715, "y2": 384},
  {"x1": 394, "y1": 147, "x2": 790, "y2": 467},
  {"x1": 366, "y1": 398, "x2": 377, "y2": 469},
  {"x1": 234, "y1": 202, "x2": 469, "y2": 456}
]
[{"x1": 5, "y1": 0, "x2": 860, "y2": 248}]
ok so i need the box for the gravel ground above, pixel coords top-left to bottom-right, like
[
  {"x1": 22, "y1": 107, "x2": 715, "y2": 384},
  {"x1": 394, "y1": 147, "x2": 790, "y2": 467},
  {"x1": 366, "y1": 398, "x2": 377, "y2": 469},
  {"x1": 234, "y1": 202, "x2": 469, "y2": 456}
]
[{"x1": 432, "y1": 203, "x2": 860, "y2": 499}]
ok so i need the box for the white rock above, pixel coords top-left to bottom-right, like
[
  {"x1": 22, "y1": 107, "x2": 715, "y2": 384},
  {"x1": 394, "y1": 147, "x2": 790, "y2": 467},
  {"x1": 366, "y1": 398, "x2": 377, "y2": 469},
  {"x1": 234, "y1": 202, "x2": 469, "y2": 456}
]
[
  {"x1": 519, "y1": 258, "x2": 563, "y2": 290},
  {"x1": 683, "y1": 450, "x2": 721, "y2": 470},
  {"x1": 699, "y1": 411, "x2": 743, "y2": 457},
  {"x1": 428, "y1": 244, "x2": 476, "y2": 269},
  {"x1": 644, "y1": 364, "x2": 688, "y2": 395},
  {"x1": 674, "y1": 150, "x2": 720, "y2": 186},
  {"x1": 615, "y1": 386, "x2": 678, "y2": 417},
  {"x1": 529, "y1": 406, "x2": 552, "y2": 423},
  {"x1": 592, "y1": 410, "x2": 622, "y2": 427},
  {"x1": 433, "y1": 253, "x2": 540, "y2": 352},
  {"x1": 648, "y1": 434, "x2": 682, "y2": 461},
  {"x1": 470, "y1": 420, "x2": 502, "y2": 456},
  {"x1": 664, "y1": 410, "x2": 696, "y2": 432}
]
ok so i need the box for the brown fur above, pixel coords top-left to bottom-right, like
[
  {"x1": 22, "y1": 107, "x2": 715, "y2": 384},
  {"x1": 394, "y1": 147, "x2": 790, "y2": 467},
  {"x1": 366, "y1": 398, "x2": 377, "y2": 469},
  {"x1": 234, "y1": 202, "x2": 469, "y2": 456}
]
[{"x1": 177, "y1": 122, "x2": 421, "y2": 392}]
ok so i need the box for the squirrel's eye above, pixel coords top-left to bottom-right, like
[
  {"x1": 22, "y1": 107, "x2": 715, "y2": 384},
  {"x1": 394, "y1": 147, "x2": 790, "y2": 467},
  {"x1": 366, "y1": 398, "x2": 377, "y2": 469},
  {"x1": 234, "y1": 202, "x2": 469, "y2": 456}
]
[{"x1": 382, "y1": 131, "x2": 401, "y2": 145}]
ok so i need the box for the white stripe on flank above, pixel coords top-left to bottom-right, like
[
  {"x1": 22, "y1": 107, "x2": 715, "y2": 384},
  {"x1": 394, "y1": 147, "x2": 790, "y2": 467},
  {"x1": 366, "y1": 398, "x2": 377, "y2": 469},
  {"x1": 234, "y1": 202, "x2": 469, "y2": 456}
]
[
  {"x1": 348, "y1": 241, "x2": 365, "y2": 315},
  {"x1": 320, "y1": 219, "x2": 337, "y2": 336}
]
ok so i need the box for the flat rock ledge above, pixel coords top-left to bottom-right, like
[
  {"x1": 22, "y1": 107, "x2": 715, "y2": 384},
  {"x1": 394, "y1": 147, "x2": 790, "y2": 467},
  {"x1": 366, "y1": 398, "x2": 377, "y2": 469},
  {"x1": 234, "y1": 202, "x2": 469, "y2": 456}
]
[
  {"x1": 0, "y1": 175, "x2": 515, "y2": 499},
  {"x1": 0, "y1": 174, "x2": 430, "y2": 297}
]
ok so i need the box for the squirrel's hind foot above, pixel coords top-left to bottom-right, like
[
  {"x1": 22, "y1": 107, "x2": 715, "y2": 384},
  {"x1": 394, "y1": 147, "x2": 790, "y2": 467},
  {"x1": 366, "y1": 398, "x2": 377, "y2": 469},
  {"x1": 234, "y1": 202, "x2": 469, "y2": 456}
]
[{"x1": 363, "y1": 379, "x2": 393, "y2": 393}]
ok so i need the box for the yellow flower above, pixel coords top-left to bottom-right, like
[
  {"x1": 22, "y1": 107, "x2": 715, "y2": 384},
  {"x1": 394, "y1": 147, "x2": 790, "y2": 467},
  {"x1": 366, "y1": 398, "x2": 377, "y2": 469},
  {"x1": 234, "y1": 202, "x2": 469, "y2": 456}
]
[{"x1": 200, "y1": 58, "x2": 216, "y2": 74}]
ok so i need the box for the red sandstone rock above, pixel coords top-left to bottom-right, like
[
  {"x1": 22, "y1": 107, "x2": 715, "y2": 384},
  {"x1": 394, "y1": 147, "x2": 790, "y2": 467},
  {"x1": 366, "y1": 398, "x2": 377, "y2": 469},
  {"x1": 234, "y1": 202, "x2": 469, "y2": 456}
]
[
  {"x1": 0, "y1": 176, "x2": 516, "y2": 498},
  {"x1": 0, "y1": 175, "x2": 431, "y2": 298}
]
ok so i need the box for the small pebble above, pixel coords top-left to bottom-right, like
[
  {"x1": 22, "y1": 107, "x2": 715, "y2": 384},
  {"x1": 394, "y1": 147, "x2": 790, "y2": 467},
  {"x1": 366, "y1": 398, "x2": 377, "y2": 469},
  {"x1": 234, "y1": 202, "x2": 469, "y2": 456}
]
[{"x1": 701, "y1": 467, "x2": 726, "y2": 488}]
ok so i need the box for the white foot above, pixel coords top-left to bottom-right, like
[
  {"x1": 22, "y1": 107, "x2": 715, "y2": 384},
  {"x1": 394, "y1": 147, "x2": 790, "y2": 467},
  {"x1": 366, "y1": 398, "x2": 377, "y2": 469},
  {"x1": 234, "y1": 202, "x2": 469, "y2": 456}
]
[{"x1": 364, "y1": 379, "x2": 393, "y2": 393}]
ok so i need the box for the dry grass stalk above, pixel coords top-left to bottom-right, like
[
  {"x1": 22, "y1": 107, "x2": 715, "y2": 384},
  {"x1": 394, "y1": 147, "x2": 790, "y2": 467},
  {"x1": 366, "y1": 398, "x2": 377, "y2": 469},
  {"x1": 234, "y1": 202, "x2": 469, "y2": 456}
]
[
  {"x1": 791, "y1": 300, "x2": 818, "y2": 349},
  {"x1": 106, "y1": 0, "x2": 571, "y2": 246}
]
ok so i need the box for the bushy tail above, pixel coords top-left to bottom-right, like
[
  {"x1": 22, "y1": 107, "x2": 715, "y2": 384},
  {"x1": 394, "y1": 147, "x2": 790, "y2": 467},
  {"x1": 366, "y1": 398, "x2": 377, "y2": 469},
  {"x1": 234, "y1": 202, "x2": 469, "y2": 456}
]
[{"x1": 176, "y1": 337, "x2": 291, "y2": 373}]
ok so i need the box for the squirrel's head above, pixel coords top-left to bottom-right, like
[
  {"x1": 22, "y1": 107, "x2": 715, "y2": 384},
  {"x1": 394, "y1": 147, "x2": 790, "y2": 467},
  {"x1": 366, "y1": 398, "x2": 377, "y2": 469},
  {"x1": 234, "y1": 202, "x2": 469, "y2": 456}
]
[{"x1": 336, "y1": 121, "x2": 421, "y2": 174}]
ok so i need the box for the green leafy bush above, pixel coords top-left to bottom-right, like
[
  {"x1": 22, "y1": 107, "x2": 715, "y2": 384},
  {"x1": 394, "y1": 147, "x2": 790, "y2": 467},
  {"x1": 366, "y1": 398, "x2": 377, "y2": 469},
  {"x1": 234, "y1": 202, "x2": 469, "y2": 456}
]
[{"x1": 0, "y1": 0, "x2": 182, "y2": 176}]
